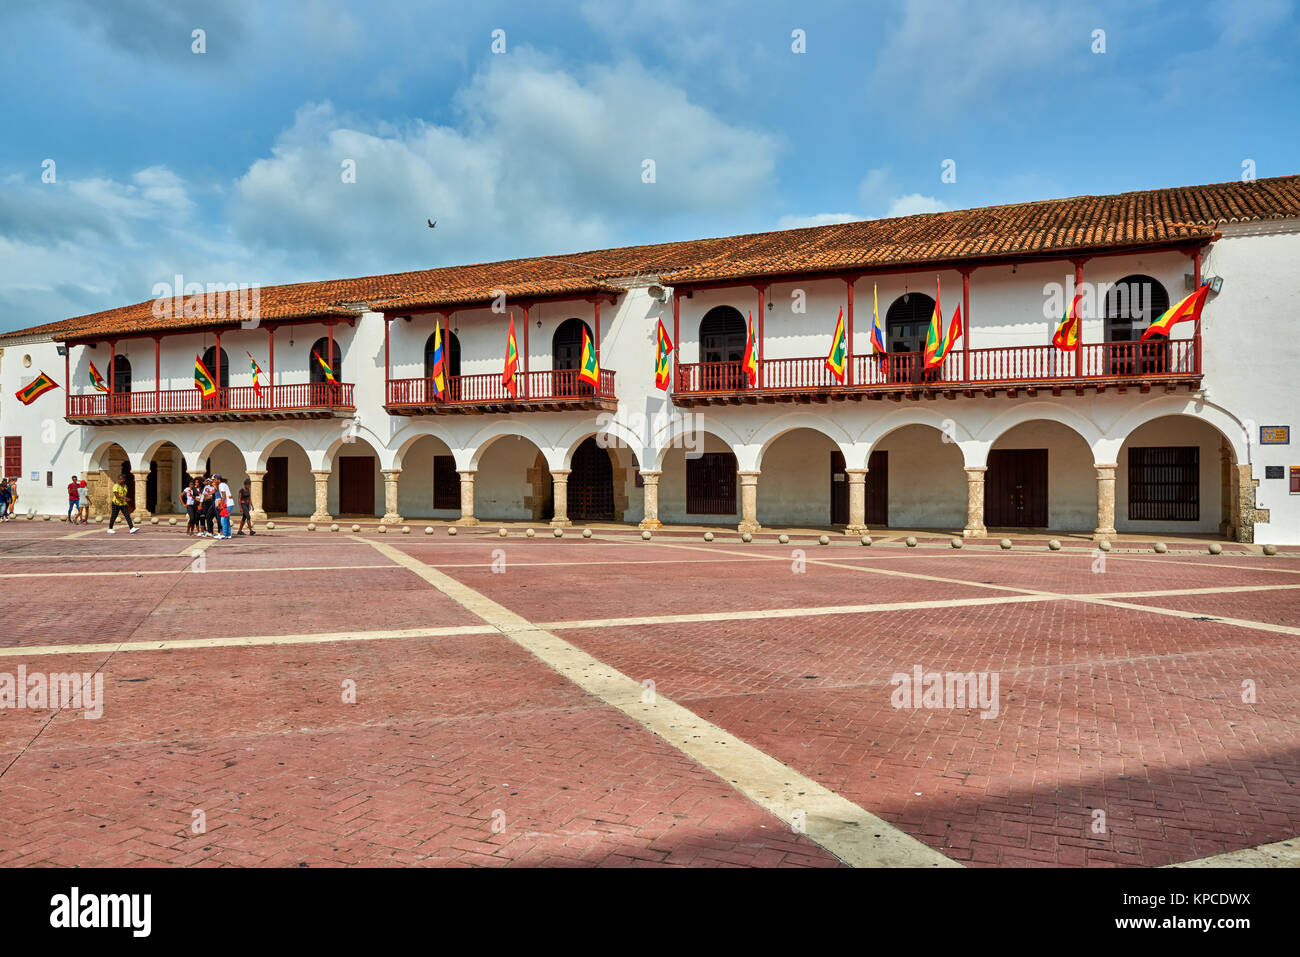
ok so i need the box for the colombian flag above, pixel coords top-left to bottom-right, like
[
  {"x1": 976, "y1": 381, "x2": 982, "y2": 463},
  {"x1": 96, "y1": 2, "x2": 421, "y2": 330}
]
[
  {"x1": 430, "y1": 323, "x2": 447, "y2": 399},
  {"x1": 743, "y1": 312, "x2": 759, "y2": 386},
  {"x1": 88, "y1": 362, "x2": 109, "y2": 393},
  {"x1": 654, "y1": 318, "x2": 674, "y2": 390},
  {"x1": 578, "y1": 327, "x2": 600, "y2": 386},
  {"x1": 1140, "y1": 284, "x2": 1211, "y2": 342},
  {"x1": 1052, "y1": 290, "x2": 1082, "y2": 352},
  {"x1": 312, "y1": 348, "x2": 337, "y2": 384},
  {"x1": 870, "y1": 283, "x2": 886, "y2": 354},
  {"x1": 502, "y1": 314, "x2": 519, "y2": 397},
  {"x1": 922, "y1": 278, "x2": 945, "y2": 370},
  {"x1": 15, "y1": 372, "x2": 58, "y2": 406},
  {"x1": 825, "y1": 307, "x2": 847, "y2": 382},
  {"x1": 247, "y1": 352, "x2": 265, "y2": 397},
  {"x1": 194, "y1": 355, "x2": 217, "y2": 398}
]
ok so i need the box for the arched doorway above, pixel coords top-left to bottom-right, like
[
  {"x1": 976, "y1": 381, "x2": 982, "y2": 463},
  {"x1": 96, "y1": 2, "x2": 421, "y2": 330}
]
[
  {"x1": 699, "y1": 306, "x2": 747, "y2": 390},
  {"x1": 111, "y1": 355, "x2": 132, "y2": 392},
  {"x1": 659, "y1": 433, "x2": 740, "y2": 524},
  {"x1": 424, "y1": 330, "x2": 461, "y2": 400},
  {"x1": 200, "y1": 346, "x2": 230, "y2": 389},
  {"x1": 397, "y1": 434, "x2": 459, "y2": 519},
  {"x1": 552, "y1": 318, "x2": 593, "y2": 396},
  {"x1": 145, "y1": 441, "x2": 185, "y2": 514},
  {"x1": 309, "y1": 337, "x2": 342, "y2": 383},
  {"x1": 474, "y1": 434, "x2": 550, "y2": 521},
  {"x1": 569, "y1": 438, "x2": 614, "y2": 522},
  {"x1": 871, "y1": 424, "x2": 964, "y2": 529},
  {"x1": 329, "y1": 437, "x2": 381, "y2": 517},
  {"x1": 1104, "y1": 274, "x2": 1170, "y2": 375},
  {"x1": 757, "y1": 428, "x2": 844, "y2": 528},
  {"x1": 885, "y1": 292, "x2": 935, "y2": 384},
  {"x1": 985, "y1": 420, "x2": 1095, "y2": 530},
  {"x1": 1117, "y1": 415, "x2": 1237, "y2": 538},
  {"x1": 260, "y1": 438, "x2": 313, "y2": 515}
]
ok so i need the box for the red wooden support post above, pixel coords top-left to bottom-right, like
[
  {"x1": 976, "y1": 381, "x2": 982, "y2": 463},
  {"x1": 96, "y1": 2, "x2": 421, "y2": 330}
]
[
  {"x1": 672, "y1": 290, "x2": 681, "y2": 388},
  {"x1": 268, "y1": 326, "x2": 274, "y2": 407},
  {"x1": 594, "y1": 299, "x2": 601, "y2": 366},
  {"x1": 64, "y1": 345, "x2": 70, "y2": 418},
  {"x1": 383, "y1": 315, "x2": 391, "y2": 403},
  {"x1": 522, "y1": 303, "x2": 530, "y2": 399},
  {"x1": 1192, "y1": 248, "x2": 1203, "y2": 374},
  {"x1": 756, "y1": 285, "x2": 766, "y2": 389},
  {"x1": 154, "y1": 336, "x2": 160, "y2": 413},
  {"x1": 1073, "y1": 261, "x2": 1085, "y2": 379},
  {"x1": 108, "y1": 340, "x2": 115, "y2": 394},
  {"x1": 845, "y1": 278, "x2": 855, "y2": 387},
  {"x1": 962, "y1": 270, "x2": 972, "y2": 384}
]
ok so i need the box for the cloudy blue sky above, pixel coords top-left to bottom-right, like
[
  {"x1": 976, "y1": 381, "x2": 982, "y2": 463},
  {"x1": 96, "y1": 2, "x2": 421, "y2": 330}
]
[{"x1": 0, "y1": 0, "x2": 1296, "y2": 332}]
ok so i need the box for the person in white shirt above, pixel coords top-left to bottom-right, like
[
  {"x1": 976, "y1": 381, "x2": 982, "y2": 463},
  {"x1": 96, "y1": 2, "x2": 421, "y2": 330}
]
[{"x1": 217, "y1": 476, "x2": 233, "y2": 539}]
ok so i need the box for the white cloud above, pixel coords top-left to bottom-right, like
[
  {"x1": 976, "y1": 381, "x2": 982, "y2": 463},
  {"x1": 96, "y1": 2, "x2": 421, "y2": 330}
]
[
  {"x1": 884, "y1": 193, "x2": 948, "y2": 217},
  {"x1": 776, "y1": 212, "x2": 860, "y2": 228}
]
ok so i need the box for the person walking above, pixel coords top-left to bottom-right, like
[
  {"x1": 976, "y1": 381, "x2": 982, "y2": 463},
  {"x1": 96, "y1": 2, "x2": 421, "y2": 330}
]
[
  {"x1": 107, "y1": 475, "x2": 137, "y2": 533},
  {"x1": 182, "y1": 480, "x2": 197, "y2": 536},
  {"x1": 201, "y1": 479, "x2": 217, "y2": 537},
  {"x1": 77, "y1": 478, "x2": 90, "y2": 524},
  {"x1": 216, "y1": 474, "x2": 233, "y2": 540},
  {"x1": 236, "y1": 478, "x2": 256, "y2": 536},
  {"x1": 67, "y1": 475, "x2": 80, "y2": 522},
  {"x1": 0, "y1": 479, "x2": 11, "y2": 521}
]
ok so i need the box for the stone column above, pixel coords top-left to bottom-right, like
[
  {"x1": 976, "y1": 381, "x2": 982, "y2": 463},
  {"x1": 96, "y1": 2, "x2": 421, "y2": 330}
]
[
  {"x1": 1093, "y1": 463, "x2": 1117, "y2": 541},
  {"x1": 638, "y1": 470, "x2": 663, "y2": 529},
  {"x1": 455, "y1": 470, "x2": 479, "y2": 525},
  {"x1": 247, "y1": 469, "x2": 267, "y2": 522},
  {"x1": 962, "y1": 466, "x2": 987, "y2": 538},
  {"x1": 310, "y1": 469, "x2": 332, "y2": 523},
  {"x1": 845, "y1": 468, "x2": 868, "y2": 535},
  {"x1": 90, "y1": 470, "x2": 110, "y2": 520},
  {"x1": 381, "y1": 469, "x2": 403, "y2": 524},
  {"x1": 1234, "y1": 464, "x2": 1261, "y2": 544},
  {"x1": 130, "y1": 470, "x2": 152, "y2": 522},
  {"x1": 737, "y1": 470, "x2": 761, "y2": 535},
  {"x1": 550, "y1": 469, "x2": 572, "y2": 527}
]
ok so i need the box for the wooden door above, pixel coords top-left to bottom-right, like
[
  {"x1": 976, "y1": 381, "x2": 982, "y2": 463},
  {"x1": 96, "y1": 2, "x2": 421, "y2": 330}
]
[
  {"x1": 338, "y1": 456, "x2": 375, "y2": 515},
  {"x1": 865, "y1": 449, "x2": 888, "y2": 526},
  {"x1": 570, "y1": 438, "x2": 614, "y2": 521},
  {"x1": 433, "y1": 455, "x2": 459, "y2": 510},
  {"x1": 830, "y1": 451, "x2": 848, "y2": 525},
  {"x1": 986, "y1": 449, "x2": 1048, "y2": 527},
  {"x1": 263, "y1": 456, "x2": 288, "y2": 514},
  {"x1": 686, "y1": 452, "x2": 737, "y2": 515}
]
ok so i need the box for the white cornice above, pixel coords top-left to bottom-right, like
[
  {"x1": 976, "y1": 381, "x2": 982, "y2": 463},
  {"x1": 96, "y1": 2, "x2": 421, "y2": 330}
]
[{"x1": 1215, "y1": 217, "x2": 1300, "y2": 238}]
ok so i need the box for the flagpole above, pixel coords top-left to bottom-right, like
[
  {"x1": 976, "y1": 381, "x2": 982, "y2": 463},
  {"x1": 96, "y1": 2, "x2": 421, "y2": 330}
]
[
  {"x1": 1073, "y1": 261, "x2": 1085, "y2": 379},
  {"x1": 845, "y1": 278, "x2": 855, "y2": 387},
  {"x1": 961, "y1": 270, "x2": 971, "y2": 384}
]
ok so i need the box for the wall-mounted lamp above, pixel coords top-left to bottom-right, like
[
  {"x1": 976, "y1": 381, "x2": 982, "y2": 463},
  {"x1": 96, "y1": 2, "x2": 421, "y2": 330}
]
[
  {"x1": 1187, "y1": 273, "x2": 1224, "y2": 293},
  {"x1": 55, "y1": 345, "x2": 67, "y2": 356},
  {"x1": 536, "y1": 320, "x2": 542, "y2": 329}
]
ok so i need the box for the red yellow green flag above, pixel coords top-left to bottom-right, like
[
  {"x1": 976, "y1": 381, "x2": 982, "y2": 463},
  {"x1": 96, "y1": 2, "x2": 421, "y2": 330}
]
[
  {"x1": 654, "y1": 318, "x2": 674, "y2": 390},
  {"x1": 743, "y1": 312, "x2": 759, "y2": 386},
  {"x1": 15, "y1": 372, "x2": 58, "y2": 406},
  {"x1": 312, "y1": 348, "x2": 338, "y2": 384},
  {"x1": 1052, "y1": 290, "x2": 1082, "y2": 352},
  {"x1": 1140, "y1": 284, "x2": 1210, "y2": 342},
  {"x1": 825, "y1": 307, "x2": 847, "y2": 382},
  {"x1": 194, "y1": 355, "x2": 217, "y2": 398},
  {"x1": 940, "y1": 304, "x2": 963, "y2": 360},
  {"x1": 923, "y1": 277, "x2": 945, "y2": 370},
  {"x1": 88, "y1": 362, "x2": 109, "y2": 393},
  {"x1": 502, "y1": 313, "x2": 519, "y2": 397},
  {"x1": 247, "y1": 352, "x2": 264, "y2": 397},
  {"x1": 578, "y1": 326, "x2": 600, "y2": 386}
]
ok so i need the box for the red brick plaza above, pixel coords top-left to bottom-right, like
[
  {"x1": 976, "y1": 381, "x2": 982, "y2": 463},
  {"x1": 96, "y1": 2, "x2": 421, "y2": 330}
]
[{"x1": 1, "y1": 520, "x2": 1297, "y2": 868}]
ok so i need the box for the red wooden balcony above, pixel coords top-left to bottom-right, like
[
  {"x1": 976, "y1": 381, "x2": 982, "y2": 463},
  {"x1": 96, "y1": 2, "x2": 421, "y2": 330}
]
[
  {"x1": 673, "y1": 339, "x2": 1200, "y2": 404},
  {"x1": 65, "y1": 382, "x2": 355, "y2": 424},
  {"x1": 386, "y1": 369, "x2": 617, "y2": 414}
]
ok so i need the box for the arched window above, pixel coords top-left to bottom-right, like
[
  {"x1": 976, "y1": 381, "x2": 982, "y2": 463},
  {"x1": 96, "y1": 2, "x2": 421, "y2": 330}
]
[
  {"x1": 309, "y1": 338, "x2": 342, "y2": 384},
  {"x1": 111, "y1": 355, "x2": 132, "y2": 393},
  {"x1": 552, "y1": 317, "x2": 593, "y2": 396},
  {"x1": 698, "y1": 306, "x2": 747, "y2": 390},
  {"x1": 884, "y1": 292, "x2": 936, "y2": 383},
  {"x1": 424, "y1": 331, "x2": 461, "y2": 379},
  {"x1": 1103, "y1": 274, "x2": 1170, "y2": 374},
  {"x1": 200, "y1": 347, "x2": 229, "y2": 389}
]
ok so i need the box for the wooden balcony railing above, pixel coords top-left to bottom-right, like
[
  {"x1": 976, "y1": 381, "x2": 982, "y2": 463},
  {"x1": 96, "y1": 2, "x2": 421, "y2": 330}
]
[
  {"x1": 66, "y1": 382, "x2": 355, "y2": 422},
  {"x1": 386, "y1": 369, "x2": 617, "y2": 413},
  {"x1": 674, "y1": 339, "x2": 1199, "y2": 400}
]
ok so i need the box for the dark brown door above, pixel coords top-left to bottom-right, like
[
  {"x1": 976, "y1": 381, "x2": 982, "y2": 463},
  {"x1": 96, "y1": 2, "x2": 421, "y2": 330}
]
[
  {"x1": 831, "y1": 451, "x2": 848, "y2": 525},
  {"x1": 146, "y1": 459, "x2": 158, "y2": 512},
  {"x1": 986, "y1": 449, "x2": 1048, "y2": 527},
  {"x1": 264, "y1": 456, "x2": 288, "y2": 513},
  {"x1": 570, "y1": 438, "x2": 614, "y2": 521},
  {"x1": 433, "y1": 455, "x2": 459, "y2": 510},
  {"x1": 686, "y1": 452, "x2": 737, "y2": 515},
  {"x1": 338, "y1": 456, "x2": 375, "y2": 515},
  {"x1": 865, "y1": 449, "x2": 888, "y2": 526}
]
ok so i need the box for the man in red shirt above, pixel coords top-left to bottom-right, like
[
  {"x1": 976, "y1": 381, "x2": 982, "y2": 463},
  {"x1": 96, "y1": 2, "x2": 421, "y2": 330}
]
[{"x1": 67, "y1": 475, "x2": 80, "y2": 523}]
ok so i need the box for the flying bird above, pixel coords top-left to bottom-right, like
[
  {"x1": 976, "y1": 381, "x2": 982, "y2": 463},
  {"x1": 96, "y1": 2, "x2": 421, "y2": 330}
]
[{"x1": 427, "y1": 219, "x2": 437, "y2": 228}]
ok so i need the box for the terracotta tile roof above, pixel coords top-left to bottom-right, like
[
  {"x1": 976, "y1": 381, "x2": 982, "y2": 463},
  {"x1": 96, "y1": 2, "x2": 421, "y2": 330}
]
[{"x1": 13, "y1": 174, "x2": 1298, "y2": 343}]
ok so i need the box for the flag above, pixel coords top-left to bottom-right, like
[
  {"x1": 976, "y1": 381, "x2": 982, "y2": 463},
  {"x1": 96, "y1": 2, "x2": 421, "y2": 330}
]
[
  {"x1": 940, "y1": 304, "x2": 963, "y2": 361},
  {"x1": 825, "y1": 307, "x2": 847, "y2": 382},
  {"x1": 15, "y1": 372, "x2": 58, "y2": 406},
  {"x1": 88, "y1": 362, "x2": 109, "y2": 393},
  {"x1": 578, "y1": 326, "x2": 600, "y2": 386},
  {"x1": 312, "y1": 348, "x2": 337, "y2": 384},
  {"x1": 654, "y1": 318, "x2": 674, "y2": 390},
  {"x1": 430, "y1": 323, "x2": 447, "y2": 399},
  {"x1": 194, "y1": 355, "x2": 217, "y2": 398},
  {"x1": 1140, "y1": 284, "x2": 1211, "y2": 342},
  {"x1": 743, "y1": 312, "x2": 759, "y2": 386},
  {"x1": 247, "y1": 352, "x2": 264, "y2": 397},
  {"x1": 1052, "y1": 289, "x2": 1082, "y2": 351},
  {"x1": 871, "y1": 283, "x2": 886, "y2": 354},
  {"x1": 923, "y1": 277, "x2": 946, "y2": 370},
  {"x1": 502, "y1": 313, "x2": 519, "y2": 397}
]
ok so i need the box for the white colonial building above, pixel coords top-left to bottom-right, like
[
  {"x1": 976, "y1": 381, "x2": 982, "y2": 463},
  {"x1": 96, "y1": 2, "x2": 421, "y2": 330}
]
[{"x1": 2, "y1": 175, "x2": 1299, "y2": 542}]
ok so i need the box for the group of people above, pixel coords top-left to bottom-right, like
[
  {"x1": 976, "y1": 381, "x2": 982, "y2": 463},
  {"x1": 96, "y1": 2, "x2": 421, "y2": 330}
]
[
  {"x1": 0, "y1": 478, "x2": 17, "y2": 521},
  {"x1": 66, "y1": 475, "x2": 91, "y2": 523},
  {"x1": 182, "y1": 475, "x2": 256, "y2": 540}
]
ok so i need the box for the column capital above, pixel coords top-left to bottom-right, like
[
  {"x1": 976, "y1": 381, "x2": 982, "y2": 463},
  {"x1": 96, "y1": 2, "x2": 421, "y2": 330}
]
[
  {"x1": 737, "y1": 470, "x2": 761, "y2": 483},
  {"x1": 964, "y1": 465, "x2": 988, "y2": 475},
  {"x1": 457, "y1": 469, "x2": 477, "y2": 478},
  {"x1": 550, "y1": 469, "x2": 572, "y2": 479},
  {"x1": 311, "y1": 469, "x2": 332, "y2": 478},
  {"x1": 638, "y1": 469, "x2": 662, "y2": 480},
  {"x1": 845, "y1": 468, "x2": 869, "y2": 479},
  {"x1": 246, "y1": 469, "x2": 266, "y2": 478},
  {"x1": 381, "y1": 467, "x2": 402, "y2": 477}
]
